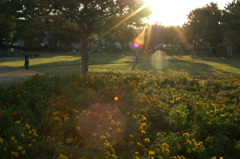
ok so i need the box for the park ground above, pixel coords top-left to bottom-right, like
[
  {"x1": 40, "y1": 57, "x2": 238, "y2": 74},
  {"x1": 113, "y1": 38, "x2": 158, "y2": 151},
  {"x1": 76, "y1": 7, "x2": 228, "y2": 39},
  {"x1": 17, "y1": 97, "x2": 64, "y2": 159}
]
[
  {"x1": 1, "y1": 51, "x2": 240, "y2": 159},
  {"x1": 0, "y1": 51, "x2": 240, "y2": 77}
]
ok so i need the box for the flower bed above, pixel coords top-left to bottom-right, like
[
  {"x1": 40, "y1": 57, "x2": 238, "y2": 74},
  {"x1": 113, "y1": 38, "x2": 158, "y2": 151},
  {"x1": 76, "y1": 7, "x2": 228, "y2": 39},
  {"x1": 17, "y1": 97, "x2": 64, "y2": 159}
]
[{"x1": 0, "y1": 73, "x2": 240, "y2": 159}]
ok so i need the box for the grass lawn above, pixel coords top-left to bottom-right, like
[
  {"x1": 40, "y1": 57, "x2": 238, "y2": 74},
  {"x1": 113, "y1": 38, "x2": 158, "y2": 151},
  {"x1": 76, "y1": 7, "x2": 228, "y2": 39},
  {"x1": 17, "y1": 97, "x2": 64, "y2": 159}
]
[{"x1": 0, "y1": 52, "x2": 240, "y2": 76}]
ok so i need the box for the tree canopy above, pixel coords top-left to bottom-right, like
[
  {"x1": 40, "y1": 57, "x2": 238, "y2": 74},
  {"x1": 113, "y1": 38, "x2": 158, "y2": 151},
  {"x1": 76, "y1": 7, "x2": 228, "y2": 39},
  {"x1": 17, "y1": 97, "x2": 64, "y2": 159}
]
[
  {"x1": 33, "y1": 0, "x2": 150, "y2": 73},
  {"x1": 184, "y1": 3, "x2": 222, "y2": 52}
]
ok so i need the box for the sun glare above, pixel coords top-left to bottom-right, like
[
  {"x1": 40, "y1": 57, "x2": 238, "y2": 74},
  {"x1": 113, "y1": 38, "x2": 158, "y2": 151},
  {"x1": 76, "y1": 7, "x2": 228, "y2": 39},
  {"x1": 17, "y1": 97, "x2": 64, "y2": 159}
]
[
  {"x1": 144, "y1": 0, "x2": 232, "y2": 26},
  {"x1": 145, "y1": 0, "x2": 183, "y2": 26},
  {"x1": 144, "y1": 0, "x2": 187, "y2": 26}
]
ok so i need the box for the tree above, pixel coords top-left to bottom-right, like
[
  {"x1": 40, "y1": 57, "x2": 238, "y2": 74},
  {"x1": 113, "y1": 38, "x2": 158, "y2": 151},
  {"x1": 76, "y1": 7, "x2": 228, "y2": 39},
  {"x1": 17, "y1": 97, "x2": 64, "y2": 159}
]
[
  {"x1": 184, "y1": 3, "x2": 222, "y2": 55},
  {"x1": 0, "y1": 0, "x2": 39, "y2": 49},
  {"x1": 222, "y1": 0, "x2": 240, "y2": 56},
  {"x1": 43, "y1": 15, "x2": 81, "y2": 50},
  {"x1": 35, "y1": 0, "x2": 150, "y2": 73},
  {"x1": 104, "y1": 25, "x2": 137, "y2": 51}
]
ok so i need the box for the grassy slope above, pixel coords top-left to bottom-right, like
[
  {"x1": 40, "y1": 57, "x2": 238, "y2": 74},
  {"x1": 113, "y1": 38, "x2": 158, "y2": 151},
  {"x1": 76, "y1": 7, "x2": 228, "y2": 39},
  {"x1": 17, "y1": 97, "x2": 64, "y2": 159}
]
[{"x1": 0, "y1": 52, "x2": 240, "y2": 76}]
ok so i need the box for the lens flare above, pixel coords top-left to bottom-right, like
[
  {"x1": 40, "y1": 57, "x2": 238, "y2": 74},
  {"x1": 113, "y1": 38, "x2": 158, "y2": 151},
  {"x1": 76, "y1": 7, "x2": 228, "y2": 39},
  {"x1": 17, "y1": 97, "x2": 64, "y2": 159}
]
[
  {"x1": 134, "y1": 29, "x2": 145, "y2": 47},
  {"x1": 76, "y1": 103, "x2": 126, "y2": 149},
  {"x1": 151, "y1": 50, "x2": 168, "y2": 70},
  {"x1": 134, "y1": 40, "x2": 144, "y2": 47}
]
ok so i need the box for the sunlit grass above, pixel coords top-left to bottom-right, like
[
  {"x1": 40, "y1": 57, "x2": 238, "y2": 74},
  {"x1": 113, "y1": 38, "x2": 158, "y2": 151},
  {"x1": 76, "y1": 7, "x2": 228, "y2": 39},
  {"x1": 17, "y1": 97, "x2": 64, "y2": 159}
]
[
  {"x1": 1, "y1": 52, "x2": 240, "y2": 76},
  {"x1": 0, "y1": 54, "x2": 81, "y2": 67},
  {"x1": 171, "y1": 56, "x2": 240, "y2": 75}
]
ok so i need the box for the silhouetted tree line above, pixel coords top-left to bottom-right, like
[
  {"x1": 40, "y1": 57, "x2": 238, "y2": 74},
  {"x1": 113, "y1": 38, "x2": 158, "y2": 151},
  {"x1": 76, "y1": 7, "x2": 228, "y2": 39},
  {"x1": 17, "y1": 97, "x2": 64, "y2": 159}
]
[
  {"x1": 146, "y1": 1, "x2": 240, "y2": 57},
  {"x1": 0, "y1": 0, "x2": 239, "y2": 72}
]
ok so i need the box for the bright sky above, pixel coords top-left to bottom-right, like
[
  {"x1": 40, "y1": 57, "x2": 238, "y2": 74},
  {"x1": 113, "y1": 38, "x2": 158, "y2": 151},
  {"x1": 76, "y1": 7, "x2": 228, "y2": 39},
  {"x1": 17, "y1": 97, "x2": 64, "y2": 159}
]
[{"x1": 145, "y1": 0, "x2": 233, "y2": 26}]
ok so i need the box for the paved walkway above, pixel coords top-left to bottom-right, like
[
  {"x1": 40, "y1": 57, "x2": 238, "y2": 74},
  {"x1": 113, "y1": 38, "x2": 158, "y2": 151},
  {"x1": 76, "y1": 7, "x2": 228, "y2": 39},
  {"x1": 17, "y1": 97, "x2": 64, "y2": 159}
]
[{"x1": 0, "y1": 66, "x2": 42, "y2": 85}]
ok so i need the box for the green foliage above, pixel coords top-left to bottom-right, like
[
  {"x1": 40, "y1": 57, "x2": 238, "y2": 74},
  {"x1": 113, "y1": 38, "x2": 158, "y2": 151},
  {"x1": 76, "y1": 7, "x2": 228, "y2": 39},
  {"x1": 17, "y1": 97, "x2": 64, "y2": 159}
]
[
  {"x1": 222, "y1": 0, "x2": 240, "y2": 50},
  {"x1": 0, "y1": 73, "x2": 240, "y2": 159},
  {"x1": 184, "y1": 3, "x2": 222, "y2": 54}
]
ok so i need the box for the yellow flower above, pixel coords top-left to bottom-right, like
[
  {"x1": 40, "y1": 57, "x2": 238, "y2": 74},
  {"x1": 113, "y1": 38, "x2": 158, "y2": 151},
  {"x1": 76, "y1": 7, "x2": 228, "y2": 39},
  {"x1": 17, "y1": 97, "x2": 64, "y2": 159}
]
[
  {"x1": 219, "y1": 157, "x2": 224, "y2": 159},
  {"x1": 28, "y1": 130, "x2": 32, "y2": 134},
  {"x1": 64, "y1": 116, "x2": 69, "y2": 121},
  {"x1": 176, "y1": 98, "x2": 181, "y2": 101},
  {"x1": 143, "y1": 138, "x2": 150, "y2": 143},
  {"x1": 141, "y1": 115, "x2": 147, "y2": 120},
  {"x1": 11, "y1": 151, "x2": 19, "y2": 158},
  {"x1": 116, "y1": 128, "x2": 122, "y2": 133},
  {"x1": 59, "y1": 154, "x2": 68, "y2": 159},
  {"x1": 21, "y1": 150, "x2": 27, "y2": 155},
  {"x1": 111, "y1": 154, "x2": 118, "y2": 158},
  {"x1": 110, "y1": 120, "x2": 116, "y2": 125},
  {"x1": 186, "y1": 147, "x2": 192, "y2": 153},
  {"x1": 205, "y1": 136, "x2": 214, "y2": 141},
  {"x1": 135, "y1": 152, "x2": 139, "y2": 155},
  {"x1": 183, "y1": 132, "x2": 190, "y2": 138},
  {"x1": 32, "y1": 129, "x2": 37, "y2": 133},
  {"x1": 186, "y1": 140, "x2": 192, "y2": 145},
  {"x1": 10, "y1": 136, "x2": 15, "y2": 141},
  {"x1": 21, "y1": 133, "x2": 25, "y2": 137},
  {"x1": 108, "y1": 127, "x2": 112, "y2": 130},
  {"x1": 220, "y1": 114, "x2": 225, "y2": 117},
  {"x1": 17, "y1": 146, "x2": 23, "y2": 151},
  {"x1": 207, "y1": 121, "x2": 212, "y2": 125},
  {"x1": 162, "y1": 143, "x2": 169, "y2": 149},
  {"x1": 106, "y1": 132, "x2": 110, "y2": 137},
  {"x1": 106, "y1": 151, "x2": 110, "y2": 156},
  {"x1": 141, "y1": 130, "x2": 146, "y2": 134},
  {"x1": 148, "y1": 151, "x2": 156, "y2": 155},
  {"x1": 75, "y1": 126, "x2": 81, "y2": 130},
  {"x1": 116, "y1": 122, "x2": 122, "y2": 126},
  {"x1": 33, "y1": 132, "x2": 39, "y2": 137},
  {"x1": 15, "y1": 121, "x2": 21, "y2": 124},
  {"x1": 104, "y1": 140, "x2": 111, "y2": 147},
  {"x1": 25, "y1": 124, "x2": 30, "y2": 129},
  {"x1": 163, "y1": 148, "x2": 170, "y2": 156},
  {"x1": 177, "y1": 144, "x2": 181, "y2": 150},
  {"x1": 176, "y1": 110, "x2": 181, "y2": 113},
  {"x1": 179, "y1": 156, "x2": 186, "y2": 159},
  {"x1": 100, "y1": 135, "x2": 107, "y2": 140},
  {"x1": 211, "y1": 157, "x2": 217, "y2": 159},
  {"x1": 54, "y1": 117, "x2": 62, "y2": 122},
  {"x1": 111, "y1": 148, "x2": 115, "y2": 154},
  {"x1": 66, "y1": 138, "x2": 74, "y2": 144},
  {"x1": 129, "y1": 135, "x2": 134, "y2": 139},
  {"x1": 137, "y1": 142, "x2": 143, "y2": 147},
  {"x1": 0, "y1": 138, "x2": 3, "y2": 144}
]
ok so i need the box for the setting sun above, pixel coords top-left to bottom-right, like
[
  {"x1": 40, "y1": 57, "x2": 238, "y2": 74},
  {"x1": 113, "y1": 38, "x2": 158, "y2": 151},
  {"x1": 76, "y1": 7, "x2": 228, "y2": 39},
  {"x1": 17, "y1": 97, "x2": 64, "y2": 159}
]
[{"x1": 144, "y1": 0, "x2": 232, "y2": 26}]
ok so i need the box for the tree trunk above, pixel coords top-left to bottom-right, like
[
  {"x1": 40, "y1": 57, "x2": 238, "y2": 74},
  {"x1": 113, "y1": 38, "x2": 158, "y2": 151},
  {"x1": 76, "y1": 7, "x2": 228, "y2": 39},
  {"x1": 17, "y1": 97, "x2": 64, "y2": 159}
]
[{"x1": 82, "y1": 39, "x2": 89, "y2": 74}]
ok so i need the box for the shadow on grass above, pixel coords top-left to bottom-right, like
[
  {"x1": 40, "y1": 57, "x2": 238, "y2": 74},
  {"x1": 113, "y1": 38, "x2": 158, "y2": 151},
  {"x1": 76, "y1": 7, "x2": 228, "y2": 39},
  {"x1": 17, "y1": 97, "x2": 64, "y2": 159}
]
[
  {"x1": 137, "y1": 55, "x2": 231, "y2": 76},
  {"x1": 26, "y1": 53, "x2": 133, "y2": 74},
  {"x1": 198, "y1": 56, "x2": 240, "y2": 70}
]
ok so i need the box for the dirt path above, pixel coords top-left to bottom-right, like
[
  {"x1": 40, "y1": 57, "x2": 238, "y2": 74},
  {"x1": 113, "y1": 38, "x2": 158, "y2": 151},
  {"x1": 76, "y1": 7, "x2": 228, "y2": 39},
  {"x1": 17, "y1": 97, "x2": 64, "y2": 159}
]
[{"x1": 0, "y1": 66, "x2": 42, "y2": 85}]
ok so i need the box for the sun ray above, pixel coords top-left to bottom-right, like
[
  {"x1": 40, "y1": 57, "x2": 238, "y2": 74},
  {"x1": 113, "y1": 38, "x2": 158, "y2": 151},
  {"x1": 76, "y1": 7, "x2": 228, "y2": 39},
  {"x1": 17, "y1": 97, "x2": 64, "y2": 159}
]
[{"x1": 102, "y1": 4, "x2": 147, "y2": 37}]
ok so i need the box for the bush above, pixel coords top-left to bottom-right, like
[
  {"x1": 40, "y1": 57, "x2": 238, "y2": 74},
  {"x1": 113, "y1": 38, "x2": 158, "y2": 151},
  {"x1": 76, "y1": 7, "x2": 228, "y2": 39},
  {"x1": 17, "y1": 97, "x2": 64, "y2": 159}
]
[{"x1": 0, "y1": 73, "x2": 239, "y2": 158}]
